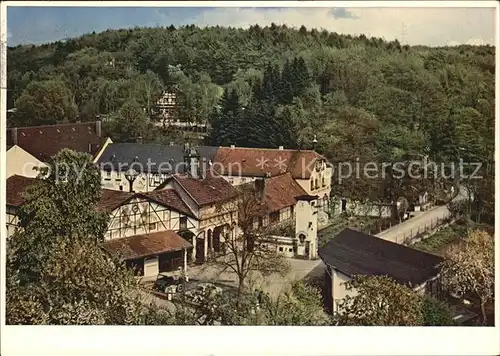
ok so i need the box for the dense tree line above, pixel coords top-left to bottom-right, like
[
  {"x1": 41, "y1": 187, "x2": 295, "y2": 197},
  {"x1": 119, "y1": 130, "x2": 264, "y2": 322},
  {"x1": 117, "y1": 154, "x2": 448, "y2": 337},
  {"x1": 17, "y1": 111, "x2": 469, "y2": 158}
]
[{"x1": 7, "y1": 24, "x2": 495, "y2": 215}]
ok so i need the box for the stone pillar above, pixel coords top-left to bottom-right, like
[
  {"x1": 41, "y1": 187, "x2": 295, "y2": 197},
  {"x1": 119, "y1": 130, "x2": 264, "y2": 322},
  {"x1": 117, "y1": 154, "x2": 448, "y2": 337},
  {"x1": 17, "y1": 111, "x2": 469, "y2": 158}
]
[
  {"x1": 183, "y1": 249, "x2": 188, "y2": 281},
  {"x1": 191, "y1": 236, "x2": 197, "y2": 261},
  {"x1": 204, "y1": 233, "x2": 208, "y2": 260}
]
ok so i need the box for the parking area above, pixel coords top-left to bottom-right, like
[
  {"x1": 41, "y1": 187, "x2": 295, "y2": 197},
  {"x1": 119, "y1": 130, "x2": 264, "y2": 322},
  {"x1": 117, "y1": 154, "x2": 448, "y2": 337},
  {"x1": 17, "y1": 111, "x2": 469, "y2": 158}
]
[{"x1": 185, "y1": 258, "x2": 324, "y2": 298}]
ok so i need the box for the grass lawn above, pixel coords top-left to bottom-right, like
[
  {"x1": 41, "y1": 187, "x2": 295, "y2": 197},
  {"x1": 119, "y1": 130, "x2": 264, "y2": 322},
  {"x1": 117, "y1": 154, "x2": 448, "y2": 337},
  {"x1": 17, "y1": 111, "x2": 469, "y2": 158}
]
[
  {"x1": 412, "y1": 223, "x2": 467, "y2": 255},
  {"x1": 413, "y1": 221, "x2": 494, "y2": 256}
]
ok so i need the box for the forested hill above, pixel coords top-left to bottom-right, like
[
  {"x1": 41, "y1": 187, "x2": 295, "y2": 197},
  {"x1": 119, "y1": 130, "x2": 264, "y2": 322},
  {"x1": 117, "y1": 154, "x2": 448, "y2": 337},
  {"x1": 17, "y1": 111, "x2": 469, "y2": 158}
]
[{"x1": 7, "y1": 24, "x2": 495, "y2": 170}]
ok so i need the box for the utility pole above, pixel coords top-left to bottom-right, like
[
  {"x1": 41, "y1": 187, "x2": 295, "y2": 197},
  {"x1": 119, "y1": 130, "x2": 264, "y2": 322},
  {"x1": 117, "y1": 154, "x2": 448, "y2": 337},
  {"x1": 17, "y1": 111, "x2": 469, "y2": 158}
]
[{"x1": 401, "y1": 22, "x2": 408, "y2": 46}]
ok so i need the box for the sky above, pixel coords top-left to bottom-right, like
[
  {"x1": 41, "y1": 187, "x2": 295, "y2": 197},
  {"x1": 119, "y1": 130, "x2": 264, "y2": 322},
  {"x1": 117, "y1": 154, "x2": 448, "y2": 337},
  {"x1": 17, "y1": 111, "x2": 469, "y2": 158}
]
[{"x1": 5, "y1": 5, "x2": 497, "y2": 47}]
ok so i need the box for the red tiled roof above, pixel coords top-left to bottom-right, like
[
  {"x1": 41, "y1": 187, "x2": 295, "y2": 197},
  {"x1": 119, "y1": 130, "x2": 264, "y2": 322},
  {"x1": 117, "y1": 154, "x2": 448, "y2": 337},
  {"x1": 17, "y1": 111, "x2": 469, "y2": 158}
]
[
  {"x1": 261, "y1": 173, "x2": 309, "y2": 213},
  {"x1": 7, "y1": 178, "x2": 132, "y2": 212},
  {"x1": 6, "y1": 175, "x2": 36, "y2": 207},
  {"x1": 172, "y1": 170, "x2": 238, "y2": 207},
  {"x1": 7, "y1": 122, "x2": 108, "y2": 162},
  {"x1": 98, "y1": 189, "x2": 134, "y2": 212},
  {"x1": 213, "y1": 147, "x2": 325, "y2": 179},
  {"x1": 101, "y1": 230, "x2": 192, "y2": 260},
  {"x1": 142, "y1": 189, "x2": 195, "y2": 218}
]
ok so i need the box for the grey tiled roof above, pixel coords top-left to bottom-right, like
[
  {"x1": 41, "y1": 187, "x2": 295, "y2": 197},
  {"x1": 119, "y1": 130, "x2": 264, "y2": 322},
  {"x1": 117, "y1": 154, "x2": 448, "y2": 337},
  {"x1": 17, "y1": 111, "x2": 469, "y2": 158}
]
[{"x1": 96, "y1": 143, "x2": 218, "y2": 174}]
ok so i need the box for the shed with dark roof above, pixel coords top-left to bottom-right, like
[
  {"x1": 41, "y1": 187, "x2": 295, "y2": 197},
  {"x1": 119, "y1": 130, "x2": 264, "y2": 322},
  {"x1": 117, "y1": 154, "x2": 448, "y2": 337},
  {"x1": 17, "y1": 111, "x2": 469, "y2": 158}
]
[
  {"x1": 319, "y1": 228, "x2": 444, "y2": 312},
  {"x1": 319, "y1": 228, "x2": 443, "y2": 286}
]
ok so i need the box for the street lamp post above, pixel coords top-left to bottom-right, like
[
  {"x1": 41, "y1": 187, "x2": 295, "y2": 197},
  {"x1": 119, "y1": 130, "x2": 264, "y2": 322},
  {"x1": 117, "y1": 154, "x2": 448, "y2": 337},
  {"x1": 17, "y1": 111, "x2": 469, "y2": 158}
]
[{"x1": 124, "y1": 166, "x2": 139, "y2": 193}]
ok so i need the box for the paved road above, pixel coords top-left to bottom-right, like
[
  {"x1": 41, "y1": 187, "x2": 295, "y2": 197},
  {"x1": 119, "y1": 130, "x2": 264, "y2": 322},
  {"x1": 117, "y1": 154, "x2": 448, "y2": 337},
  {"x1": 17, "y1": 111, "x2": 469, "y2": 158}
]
[
  {"x1": 163, "y1": 187, "x2": 468, "y2": 301},
  {"x1": 376, "y1": 187, "x2": 467, "y2": 244},
  {"x1": 187, "y1": 258, "x2": 323, "y2": 298}
]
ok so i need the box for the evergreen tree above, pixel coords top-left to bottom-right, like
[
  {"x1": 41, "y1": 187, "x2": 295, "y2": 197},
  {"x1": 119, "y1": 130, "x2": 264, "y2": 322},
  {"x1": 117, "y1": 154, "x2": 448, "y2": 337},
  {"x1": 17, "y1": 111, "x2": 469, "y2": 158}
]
[{"x1": 210, "y1": 88, "x2": 244, "y2": 146}]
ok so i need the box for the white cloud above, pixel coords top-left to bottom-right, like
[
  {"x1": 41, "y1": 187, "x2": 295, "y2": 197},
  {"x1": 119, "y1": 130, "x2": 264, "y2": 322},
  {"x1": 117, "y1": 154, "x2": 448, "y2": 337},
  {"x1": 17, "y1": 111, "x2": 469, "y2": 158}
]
[{"x1": 191, "y1": 7, "x2": 496, "y2": 46}]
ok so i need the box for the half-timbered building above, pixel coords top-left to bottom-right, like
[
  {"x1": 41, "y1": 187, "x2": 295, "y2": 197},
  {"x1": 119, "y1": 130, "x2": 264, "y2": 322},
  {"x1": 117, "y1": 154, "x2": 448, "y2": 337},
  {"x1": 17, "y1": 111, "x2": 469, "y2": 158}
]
[
  {"x1": 5, "y1": 177, "x2": 195, "y2": 278},
  {"x1": 94, "y1": 188, "x2": 197, "y2": 277},
  {"x1": 155, "y1": 167, "x2": 239, "y2": 264}
]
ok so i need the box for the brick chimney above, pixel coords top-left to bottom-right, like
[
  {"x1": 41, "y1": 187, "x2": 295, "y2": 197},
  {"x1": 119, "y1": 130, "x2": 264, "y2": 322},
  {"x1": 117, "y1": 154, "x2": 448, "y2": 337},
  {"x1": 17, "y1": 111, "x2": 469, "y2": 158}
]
[
  {"x1": 96, "y1": 121, "x2": 102, "y2": 137},
  {"x1": 254, "y1": 178, "x2": 265, "y2": 200},
  {"x1": 200, "y1": 157, "x2": 207, "y2": 178},
  {"x1": 11, "y1": 127, "x2": 18, "y2": 146}
]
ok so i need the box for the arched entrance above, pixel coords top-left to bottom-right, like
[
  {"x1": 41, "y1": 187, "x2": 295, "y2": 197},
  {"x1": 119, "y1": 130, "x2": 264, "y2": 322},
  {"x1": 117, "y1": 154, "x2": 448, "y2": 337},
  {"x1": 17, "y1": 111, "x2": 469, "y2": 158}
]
[
  {"x1": 213, "y1": 226, "x2": 222, "y2": 253},
  {"x1": 195, "y1": 231, "x2": 206, "y2": 264},
  {"x1": 207, "y1": 229, "x2": 213, "y2": 251}
]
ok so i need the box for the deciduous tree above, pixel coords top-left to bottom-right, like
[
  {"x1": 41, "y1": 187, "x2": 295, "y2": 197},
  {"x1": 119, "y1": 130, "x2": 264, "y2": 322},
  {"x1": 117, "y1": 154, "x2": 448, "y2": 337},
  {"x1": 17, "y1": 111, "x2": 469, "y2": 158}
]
[
  {"x1": 335, "y1": 275, "x2": 423, "y2": 326},
  {"x1": 210, "y1": 183, "x2": 291, "y2": 302},
  {"x1": 14, "y1": 79, "x2": 78, "y2": 126},
  {"x1": 5, "y1": 149, "x2": 151, "y2": 325},
  {"x1": 440, "y1": 229, "x2": 494, "y2": 324}
]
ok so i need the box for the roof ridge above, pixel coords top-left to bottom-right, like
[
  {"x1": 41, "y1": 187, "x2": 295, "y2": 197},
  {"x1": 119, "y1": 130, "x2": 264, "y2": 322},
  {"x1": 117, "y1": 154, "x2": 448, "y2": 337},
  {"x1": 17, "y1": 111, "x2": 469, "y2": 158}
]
[
  {"x1": 9, "y1": 121, "x2": 99, "y2": 130},
  {"x1": 219, "y1": 146, "x2": 315, "y2": 153}
]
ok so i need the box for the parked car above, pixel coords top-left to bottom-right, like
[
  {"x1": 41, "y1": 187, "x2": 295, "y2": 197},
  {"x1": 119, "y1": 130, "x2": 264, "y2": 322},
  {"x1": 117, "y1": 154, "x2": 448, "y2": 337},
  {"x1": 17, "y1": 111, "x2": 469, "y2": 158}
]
[
  {"x1": 154, "y1": 273, "x2": 185, "y2": 294},
  {"x1": 185, "y1": 283, "x2": 223, "y2": 303}
]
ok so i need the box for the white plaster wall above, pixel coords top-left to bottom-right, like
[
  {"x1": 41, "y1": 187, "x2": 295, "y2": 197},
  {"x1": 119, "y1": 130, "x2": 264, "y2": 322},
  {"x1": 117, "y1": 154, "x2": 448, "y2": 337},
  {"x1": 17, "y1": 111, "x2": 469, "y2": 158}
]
[
  {"x1": 346, "y1": 201, "x2": 396, "y2": 218},
  {"x1": 104, "y1": 198, "x2": 197, "y2": 241},
  {"x1": 144, "y1": 257, "x2": 159, "y2": 277},
  {"x1": 331, "y1": 268, "x2": 356, "y2": 313},
  {"x1": 221, "y1": 175, "x2": 258, "y2": 186},
  {"x1": 6, "y1": 146, "x2": 46, "y2": 178},
  {"x1": 260, "y1": 237, "x2": 295, "y2": 258},
  {"x1": 296, "y1": 162, "x2": 332, "y2": 198},
  {"x1": 329, "y1": 268, "x2": 432, "y2": 314},
  {"x1": 101, "y1": 170, "x2": 169, "y2": 193},
  {"x1": 295, "y1": 199, "x2": 318, "y2": 259}
]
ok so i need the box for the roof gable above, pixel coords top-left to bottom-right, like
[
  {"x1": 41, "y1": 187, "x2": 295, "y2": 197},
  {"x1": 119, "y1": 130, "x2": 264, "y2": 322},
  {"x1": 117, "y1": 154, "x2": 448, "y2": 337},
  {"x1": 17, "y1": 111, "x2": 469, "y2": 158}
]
[
  {"x1": 261, "y1": 173, "x2": 309, "y2": 213},
  {"x1": 6, "y1": 175, "x2": 37, "y2": 207},
  {"x1": 7, "y1": 122, "x2": 107, "y2": 162},
  {"x1": 141, "y1": 189, "x2": 195, "y2": 218},
  {"x1": 170, "y1": 169, "x2": 238, "y2": 207},
  {"x1": 97, "y1": 189, "x2": 135, "y2": 212}
]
